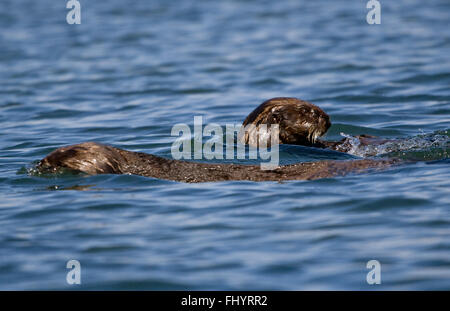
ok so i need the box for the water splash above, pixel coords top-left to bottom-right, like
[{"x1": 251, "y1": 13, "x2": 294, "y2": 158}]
[
  {"x1": 26, "y1": 161, "x2": 83, "y2": 177},
  {"x1": 339, "y1": 130, "x2": 449, "y2": 159}
]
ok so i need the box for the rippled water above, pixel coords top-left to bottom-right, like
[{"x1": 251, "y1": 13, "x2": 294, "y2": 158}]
[{"x1": 1, "y1": 0, "x2": 449, "y2": 290}]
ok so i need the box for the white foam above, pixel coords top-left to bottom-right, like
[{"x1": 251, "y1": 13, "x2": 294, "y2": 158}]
[{"x1": 339, "y1": 130, "x2": 449, "y2": 158}]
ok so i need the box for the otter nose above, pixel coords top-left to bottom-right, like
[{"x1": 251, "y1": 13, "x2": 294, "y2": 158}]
[{"x1": 319, "y1": 116, "x2": 331, "y2": 135}]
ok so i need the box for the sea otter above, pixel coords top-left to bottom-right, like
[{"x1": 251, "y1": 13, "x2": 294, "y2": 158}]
[
  {"x1": 239, "y1": 97, "x2": 392, "y2": 151},
  {"x1": 239, "y1": 97, "x2": 331, "y2": 147},
  {"x1": 37, "y1": 97, "x2": 400, "y2": 182}
]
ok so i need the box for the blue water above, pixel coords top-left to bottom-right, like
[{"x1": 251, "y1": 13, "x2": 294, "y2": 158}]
[{"x1": 1, "y1": 0, "x2": 449, "y2": 290}]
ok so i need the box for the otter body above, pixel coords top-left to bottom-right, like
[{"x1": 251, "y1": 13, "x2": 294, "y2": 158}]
[
  {"x1": 37, "y1": 97, "x2": 400, "y2": 182},
  {"x1": 38, "y1": 142, "x2": 397, "y2": 183}
]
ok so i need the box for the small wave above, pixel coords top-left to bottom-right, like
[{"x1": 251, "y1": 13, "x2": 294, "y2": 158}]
[{"x1": 339, "y1": 130, "x2": 449, "y2": 158}]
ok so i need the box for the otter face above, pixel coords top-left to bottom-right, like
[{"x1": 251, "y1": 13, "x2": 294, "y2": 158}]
[
  {"x1": 312, "y1": 110, "x2": 331, "y2": 143},
  {"x1": 241, "y1": 97, "x2": 331, "y2": 147}
]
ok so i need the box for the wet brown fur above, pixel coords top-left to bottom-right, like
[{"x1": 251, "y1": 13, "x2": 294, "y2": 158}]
[
  {"x1": 37, "y1": 97, "x2": 399, "y2": 182},
  {"x1": 240, "y1": 97, "x2": 331, "y2": 147},
  {"x1": 38, "y1": 142, "x2": 399, "y2": 183}
]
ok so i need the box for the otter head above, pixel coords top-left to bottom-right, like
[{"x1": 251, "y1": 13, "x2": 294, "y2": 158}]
[
  {"x1": 241, "y1": 97, "x2": 331, "y2": 147},
  {"x1": 38, "y1": 142, "x2": 125, "y2": 175}
]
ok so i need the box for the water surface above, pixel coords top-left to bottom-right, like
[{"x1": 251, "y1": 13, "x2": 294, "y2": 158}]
[{"x1": 0, "y1": 0, "x2": 449, "y2": 290}]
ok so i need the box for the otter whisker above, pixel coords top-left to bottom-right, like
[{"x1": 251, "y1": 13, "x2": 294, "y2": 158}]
[{"x1": 313, "y1": 131, "x2": 319, "y2": 143}]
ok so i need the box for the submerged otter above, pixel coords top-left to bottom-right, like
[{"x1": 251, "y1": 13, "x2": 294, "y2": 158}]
[{"x1": 37, "y1": 97, "x2": 400, "y2": 182}]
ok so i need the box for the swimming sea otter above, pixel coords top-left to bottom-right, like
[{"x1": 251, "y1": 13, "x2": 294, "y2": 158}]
[
  {"x1": 240, "y1": 97, "x2": 392, "y2": 151},
  {"x1": 37, "y1": 97, "x2": 399, "y2": 182}
]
